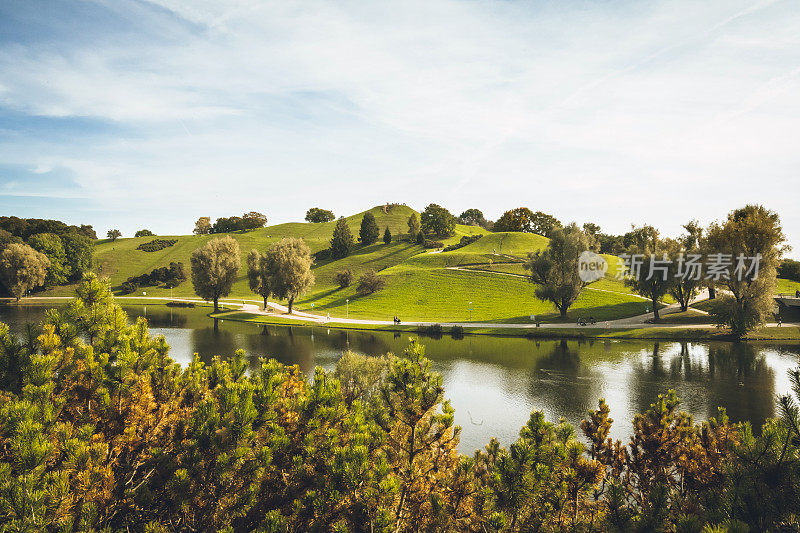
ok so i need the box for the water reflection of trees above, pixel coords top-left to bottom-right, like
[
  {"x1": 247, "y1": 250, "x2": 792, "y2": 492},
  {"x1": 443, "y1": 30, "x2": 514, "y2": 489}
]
[
  {"x1": 705, "y1": 343, "x2": 775, "y2": 428},
  {"x1": 529, "y1": 340, "x2": 602, "y2": 425},
  {"x1": 627, "y1": 342, "x2": 776, "y2": 430}
]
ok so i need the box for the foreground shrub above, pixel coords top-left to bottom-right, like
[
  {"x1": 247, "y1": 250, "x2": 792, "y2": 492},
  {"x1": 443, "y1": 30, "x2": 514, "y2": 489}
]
[{"x1": 1, "y1": 274, "x2": 799, "y2": 532}]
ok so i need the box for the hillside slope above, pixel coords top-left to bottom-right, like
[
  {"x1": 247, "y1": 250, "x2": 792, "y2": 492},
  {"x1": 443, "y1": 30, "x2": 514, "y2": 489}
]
[{"x1": 44, "y1": 205, "x2": 651, "y2": 322}]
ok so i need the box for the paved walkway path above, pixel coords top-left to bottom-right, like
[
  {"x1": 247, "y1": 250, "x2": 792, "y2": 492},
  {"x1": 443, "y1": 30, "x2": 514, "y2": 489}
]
[{"x1": 6, "y1": 294, "x2": 797, "y2": 331}]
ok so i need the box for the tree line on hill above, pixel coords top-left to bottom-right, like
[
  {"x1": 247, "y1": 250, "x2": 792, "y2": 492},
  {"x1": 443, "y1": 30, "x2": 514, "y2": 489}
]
[
  {"x1": 0, "y1": 217, "x2": 95, "y2": 300},
  {"x1": 182, "y1": 203, "x2": 683, "y2": 259},
  {"x1": 2, "y1": 275, "x2": 800, "y2": 531},
  {"x1": 523, "y1": 205, "x2": 786, "y2": 337},
  {"x1": 192, "y1": 211, "x2": 268, "y2": 235}
]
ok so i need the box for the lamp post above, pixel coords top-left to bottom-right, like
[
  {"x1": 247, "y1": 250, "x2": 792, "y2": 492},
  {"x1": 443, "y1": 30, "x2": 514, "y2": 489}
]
[
  {"x1": 468, "y1": 301, "x2": 473, "y2": 321},
  {"x1": 346, "y1": 299, "x2": 349, "y2": 319}
]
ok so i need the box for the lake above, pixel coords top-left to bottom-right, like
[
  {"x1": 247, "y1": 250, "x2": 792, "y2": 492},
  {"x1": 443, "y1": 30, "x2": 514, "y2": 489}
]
[{"x1": 2, "y1": 303, "x2": 799, "y2": 453}]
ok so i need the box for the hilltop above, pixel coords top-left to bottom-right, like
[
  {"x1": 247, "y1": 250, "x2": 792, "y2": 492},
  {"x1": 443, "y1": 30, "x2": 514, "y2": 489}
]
[{"x1": 45, "y1": 205, "x2": 662, "y2": 323}]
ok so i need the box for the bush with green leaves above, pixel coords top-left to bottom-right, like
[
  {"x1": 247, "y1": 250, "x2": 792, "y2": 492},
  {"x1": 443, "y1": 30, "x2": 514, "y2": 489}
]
[
  {"x1": 137, "y1": 238, "x2": 178, "y2": 252},
  {"x1": 335, "y1": 268, "x2": 353, "y2": 288},
  {"x1": 443, "y1": 234, "x2": 482, "y2": 252},
  {"x1": 356, "y1": 268, "x2": 385, "y2": 295},
  {"x1": 119, "y1": 262, "x2": 187, "y2": 293}
]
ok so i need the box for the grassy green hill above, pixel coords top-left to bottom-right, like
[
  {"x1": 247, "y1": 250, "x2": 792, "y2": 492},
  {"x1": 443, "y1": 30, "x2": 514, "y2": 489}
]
[{"x1": 43, "y1": 205, "x2": 663, "y2": 322}]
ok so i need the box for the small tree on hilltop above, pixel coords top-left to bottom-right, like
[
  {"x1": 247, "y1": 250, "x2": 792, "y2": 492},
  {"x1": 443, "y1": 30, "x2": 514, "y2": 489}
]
[
  {"x1": 305, "y1": 207, "x2": 335, "y2": 223},
  {"x1": 193, "y1": 216, "x2": 212, "y2": 235},
  {"x1": 359, "y1": 212, "x2": 380, "y2": 245},
  {"x1": 0, "y1": 243, "x2": 50, "y2": 301},
  {"x1": 265, "y1": 237, "x2": 315, "y2": 314},
  {"x1": 241, "y1": 211, "x2": 268, "y2": 230},
  {"x1": 407, "y1": 213, "x2": 421, "y2": 242},
  {"x1": 107, "y1": 229, "x2": 122, "y2": 241},
  {"x1": 493, "y1": 207, "x2": 534, "y2": 232},
  {"x1": 190, "y1": 235, "x2": 241, "y2": 312},
  {"x1": 247, "y1": 249, "x2": 273, "y2": 309},
  {"x1": 330, "y1": 217, "x2": 355, "y2": 259},
  {"x1": 383, "y1": 227, "x2": 392, "y2": 244},
  {"x1": 135, "y1": 229, "x2": 155, "y2": 237},
  {"x1": 523, "y1": 223, "x2": 590, "y2": 318},
  {"x1": 420, "y1": 204, "x2": 456, "y2": 238},
  {"x1": 529, "y1": 211, "x2": 562, "y2": 238},
  {"x1": 458, "y1": 208, "x2": 487, "y2": 227}
]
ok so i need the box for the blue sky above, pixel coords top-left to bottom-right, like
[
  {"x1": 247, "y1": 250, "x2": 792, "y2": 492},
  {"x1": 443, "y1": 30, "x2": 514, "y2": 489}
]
[{"x1": 1, "y1": 0, "x2": 799, "y2": 255}]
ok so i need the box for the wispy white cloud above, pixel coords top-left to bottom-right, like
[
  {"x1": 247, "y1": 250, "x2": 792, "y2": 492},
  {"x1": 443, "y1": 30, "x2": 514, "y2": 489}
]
[{"x1": 0, "y1": 0, "x2": 798, "y2": 254}]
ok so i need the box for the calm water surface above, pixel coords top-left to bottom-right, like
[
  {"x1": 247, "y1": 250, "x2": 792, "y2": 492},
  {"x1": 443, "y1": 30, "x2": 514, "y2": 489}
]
[{"x1": 2, "y1": 304, "x2": 799, "y2": 452}]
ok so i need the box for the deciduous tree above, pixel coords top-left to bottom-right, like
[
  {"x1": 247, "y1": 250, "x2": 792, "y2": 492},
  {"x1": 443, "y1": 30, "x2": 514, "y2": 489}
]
[
  {"x1": 305, "y1": 207, "x2": 335, "y2": 223},
  {"x1": 60, "y1": 232, "x2": 92, "y2": 280},
  {"x1": 420, "y1": 204, "x2": 456, "y2": 238},
  {"x1": 621, "y1": 240, "x2": 674, "y2": 322},
  {"x1": 193, "y1": 216, "x2": 212, "y2": 235},
  {"x1": 264, "y1": 237, "x2": 314, "y2": 314},
  {"x1": 705, "y1": 205, "x2": 786, "y2": 337},
  {"x1": 665, "y1": 221, "x2": 703, "y2": 312},
  {"x1": 523, "y1": 223, "x2": 590, "y2": 318},
  {"x1": 28, "y1": 232, "x2": 68, "y2": 286},
  {"x1": 529, "y1": 211, "x2": 562, "y2": 237},
  {"x1": 493, "y1": 207, "x2": 534, "y2": 232},
  {"x1": 407, "y1": 213, "x2": 421, "y2": 242},
  {"x1": 458, "y1": 208, "x2": 487, "y2": 227},
  {"x1": 241, "y1": 211, "x2": 268, "y2": 230},
  {"x1": 190, "y1": 235, "x2": 241, "y2": 312},
  {"x1": 247, "y1": 249, "x2": 273, "y2": 309},
  {"x1": 0, "y1": 243, "x2": 49, "y2": 301},
  {"x1": 107, "y1": 228, "x2": 122, "y2": 241}
]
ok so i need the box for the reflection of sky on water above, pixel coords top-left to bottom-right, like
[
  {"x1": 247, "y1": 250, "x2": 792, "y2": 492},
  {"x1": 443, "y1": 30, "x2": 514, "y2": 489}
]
[{"x1": 1, "y1": 304, "x2": 798, "y2": 453}]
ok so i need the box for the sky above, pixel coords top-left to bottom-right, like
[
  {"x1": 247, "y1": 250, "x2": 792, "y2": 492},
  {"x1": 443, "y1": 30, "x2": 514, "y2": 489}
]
[{"x1": 0, "y1": 0, "x2": 798, "y2": 255}]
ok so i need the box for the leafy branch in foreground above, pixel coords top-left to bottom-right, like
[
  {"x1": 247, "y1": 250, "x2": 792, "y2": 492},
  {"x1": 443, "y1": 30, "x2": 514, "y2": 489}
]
[{"x1": 1, "y1": 274, "x2": 799, "y2": 531}]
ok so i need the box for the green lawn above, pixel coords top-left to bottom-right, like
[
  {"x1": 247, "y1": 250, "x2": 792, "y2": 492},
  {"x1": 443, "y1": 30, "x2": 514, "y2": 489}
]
[{"x1": 776, "y1": 278, "x2": 800, "y2": 295}]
